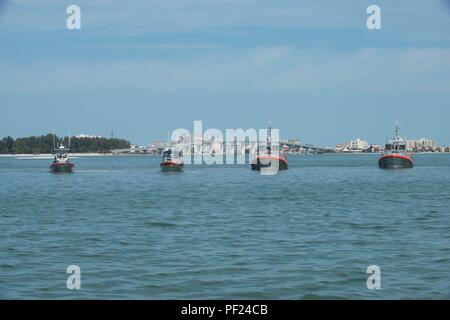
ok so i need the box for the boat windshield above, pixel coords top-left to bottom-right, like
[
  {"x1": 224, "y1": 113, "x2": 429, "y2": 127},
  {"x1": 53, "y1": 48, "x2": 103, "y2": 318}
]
[
  {"x1": 162, "y1": 149, "x2": 182, "y2": 161},
  {"x1": 56, "y1": 153, "x2": 68, "y2": 159},
  {"x1": 163, "y1": 150, "x2": 172, "y2": 160},
  {"x1": 53, "y1": 149, "x2": 69, "y2": 162},
  {"x1": 385, "y1": 143, "x2": 406, "y2": 152}
]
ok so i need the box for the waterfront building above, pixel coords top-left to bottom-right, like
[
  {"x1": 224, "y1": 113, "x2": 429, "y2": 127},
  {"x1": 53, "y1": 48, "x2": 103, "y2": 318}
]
[
  {"x1": 75, "y1": 134, "x2": 104, "y2": 139},
  {"x1": 366, "y1": 144, "x2": 381, "y2": 153},
  {"x1": 406, "y1": 138, "x2": 437, "y2": 152},
  {"x1": 334, "y1": 143, "x2": 347, "y2": 151},
  {"x1": 349, "y1": 138, "x2": 369, "y2": 151}
]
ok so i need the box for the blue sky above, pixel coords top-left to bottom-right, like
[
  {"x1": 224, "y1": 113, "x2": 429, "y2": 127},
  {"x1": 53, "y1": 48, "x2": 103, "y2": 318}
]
[{"x1": 0, "y1": 0, "x2": 449, "y2": 146}]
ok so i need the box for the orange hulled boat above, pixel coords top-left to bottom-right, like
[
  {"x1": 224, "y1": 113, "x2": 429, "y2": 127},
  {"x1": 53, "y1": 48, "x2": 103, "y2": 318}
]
[
  {"x1": 251, "y1": 124, "x2": 288, "y2": 171},
  {"x1": 160, "y1": 147, "x2": 184, "y2": 171},
  {"x1": 379, "y1": 125, "x2": 414, "y2": 169}
]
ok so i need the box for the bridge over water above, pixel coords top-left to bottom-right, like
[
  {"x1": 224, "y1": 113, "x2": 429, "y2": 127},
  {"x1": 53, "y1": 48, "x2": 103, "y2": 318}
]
[{"x1": 281, "y1": 142, "x2": 330, "y2": 154}]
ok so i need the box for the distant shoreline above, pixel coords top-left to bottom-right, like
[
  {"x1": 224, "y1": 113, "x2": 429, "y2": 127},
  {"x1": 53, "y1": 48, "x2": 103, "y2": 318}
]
[
  {"x1": 0, "y1": 153, "x2": 158, "y2": 158},
  {"x1": 1, "y1": 152, "x2": 449, "y2": 158},
  {"x1": 323, "y1": 152, "x2": 450, "y2": 155}
]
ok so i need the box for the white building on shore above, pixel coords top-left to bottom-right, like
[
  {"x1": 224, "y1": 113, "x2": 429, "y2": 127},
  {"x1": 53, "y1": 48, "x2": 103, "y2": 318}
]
[
  {"x1": 349, "y1": 138, "x2": 369, "y2": 151},
  {"x1": 406, "y1": 138, "x2": 437, "y2": 151},
  {"x1": 75, "y1": 134, "x2": 104, "y2": 139},
  {"x1": 336, "y1": 138, "x2": 369, "y2": 152}
]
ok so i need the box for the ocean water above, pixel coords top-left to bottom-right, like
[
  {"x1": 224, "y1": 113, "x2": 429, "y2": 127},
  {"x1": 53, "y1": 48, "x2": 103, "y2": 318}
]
[{"x1": 0, "y1": 154, "x2": 449, "y2": 300}]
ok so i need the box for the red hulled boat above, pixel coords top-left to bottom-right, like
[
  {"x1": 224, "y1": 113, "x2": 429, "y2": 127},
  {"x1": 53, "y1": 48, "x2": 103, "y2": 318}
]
[
  {"x1": 160, "y1": 147, "x2": 184, "y2": 171},
  {"x1": 50, "y1": 144, "x2": 75, "y2": 173},
  {"x1": 378, "y1": 125, "x2": 414, "y2": 169},
  {"x1": 251, "y1": 124, "x2": 288, "y2": 171}
]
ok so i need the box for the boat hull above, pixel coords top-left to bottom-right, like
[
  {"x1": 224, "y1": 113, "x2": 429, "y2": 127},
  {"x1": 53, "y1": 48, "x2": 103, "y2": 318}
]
[
  {"x1": 378, "y1": 154, "x2": 414, "y2": 169},
  {"x1": 50, "y1": 162, "x2": 74, "y2": 173},
  {"x1": 251, "y1": 156, "x2": 288, "y2": 171},
  {"x1": 160, "y1": 161, "x2": 184, "y2": 172}
]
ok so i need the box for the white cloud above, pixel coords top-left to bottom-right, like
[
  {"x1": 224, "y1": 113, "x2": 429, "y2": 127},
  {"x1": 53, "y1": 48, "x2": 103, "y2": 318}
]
[
  {"x1": 1, "y1": 1, "x2": 449, "y2": 95},
  {"x1": 2, "y1": 47, "x2": 449, "y2": 94}
]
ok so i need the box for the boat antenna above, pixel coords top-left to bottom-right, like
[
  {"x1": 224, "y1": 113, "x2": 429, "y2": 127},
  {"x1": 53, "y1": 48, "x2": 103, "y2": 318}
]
[
  {"x1": 267, "y1": 121, "x2": 272, "y2": 155},
  {"x1": 395, "y1": 125, "x2": 400, "y2": 141},
  {"x1": 68, "y1": 130, "x2": 71, "y2": 150},
  {"x1": 167, "y1": 131, "x2": 171, "y2": 149},
  {"x1": 52, "y1": 131, "x2": 57, "y2": 153},
  {"x1": 395, "y1": 121, "x2": 400, "y2": 138}
]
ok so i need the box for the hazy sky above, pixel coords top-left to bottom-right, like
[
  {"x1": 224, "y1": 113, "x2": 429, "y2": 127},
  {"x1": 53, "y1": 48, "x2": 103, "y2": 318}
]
[{"x1": 1, "y1": 0, "x2": 449, "y2": 146}]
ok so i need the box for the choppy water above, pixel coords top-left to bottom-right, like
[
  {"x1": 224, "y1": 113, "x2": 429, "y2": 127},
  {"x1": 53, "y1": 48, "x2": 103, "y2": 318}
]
[{"x1": 0, "y1": 154, "x2": 449, "y2": 299}]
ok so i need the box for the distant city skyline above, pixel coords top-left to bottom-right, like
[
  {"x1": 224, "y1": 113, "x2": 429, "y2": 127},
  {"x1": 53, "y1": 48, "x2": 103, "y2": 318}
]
[
  {"x1": 1, "y1": 1, "x2": 449, "y2": 146},
  {"x1": 1, "y1": 128, "x2": 444, "y2": 150}
]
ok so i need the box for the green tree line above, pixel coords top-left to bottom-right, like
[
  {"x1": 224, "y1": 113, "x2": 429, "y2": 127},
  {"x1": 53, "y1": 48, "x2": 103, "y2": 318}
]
[{"x1": 0, "y1": 134, "x2": 130, "y2": 154}]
